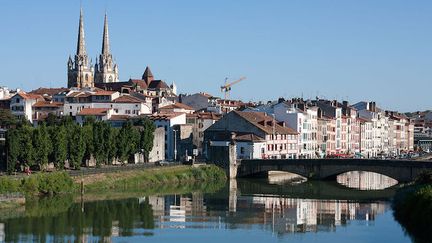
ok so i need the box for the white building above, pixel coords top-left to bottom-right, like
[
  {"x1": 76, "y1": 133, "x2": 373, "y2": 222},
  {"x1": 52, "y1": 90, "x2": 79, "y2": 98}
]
[
  {"x1": 64, "y1": 90, "x2": 152, "y2": 117},
  {"x1": 150, "y1": 113, "x2": 187, "y2": 161},
  {"x1": 273, "y1": 102, "x2": 318, "y2": 159},
  {"x1": 10, "y1": 92, "x2": 44, "y2": 122}
]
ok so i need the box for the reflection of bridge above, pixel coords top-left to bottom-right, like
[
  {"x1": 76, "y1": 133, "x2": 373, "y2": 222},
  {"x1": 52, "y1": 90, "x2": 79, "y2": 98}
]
[
  {"x1": 235, "y1": 159, "x2": 432, "y2": 183},
  {"x1": 237, "y1": 179, "x2": 398, "y2": 201}
]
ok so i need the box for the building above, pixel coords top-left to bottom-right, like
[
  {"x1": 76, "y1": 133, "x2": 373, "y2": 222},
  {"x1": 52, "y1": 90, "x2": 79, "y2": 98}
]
[
  {"x1": 9, "y1": 92, "x2": 44, "y2": 122},
  {"x1": 94, "y1": 13, "x2": 119, "y2": 84},
  {"x1": 146, "y1": 127, "x2": 165, "y2": 162},
  {"x1": 186, "y1": 112, "x2": 222, "y2": 156},
  {"x1": 32, "y1": 100, "x2": 64, "y2": 123},
  {"x1": 76, "y1": 108, "x2": 113, "y2": 124},
  {"x1": 67, "y1": 9, "x2": 94, "y2": 88},
  {"x1": 63, "y1": 90, "x2": 152, "y2": 118},
  {"x1": 204, "y1": 111, "x2": 299, "y2": 159},
  {"x1": 150, "y1": 113, "x2": 186, "y2": 161},
  {"x1": 159, "y1": 103, "x2": 195, "y2": 114},
  {"x1": 178, "y1": 92, "x2": 219, "y2": 112}
]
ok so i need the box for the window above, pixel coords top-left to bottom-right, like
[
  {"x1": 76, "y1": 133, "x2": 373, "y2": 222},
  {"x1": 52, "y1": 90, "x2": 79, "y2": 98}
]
[{"x1": 240, "y1": 147, "x2": 245, "y2": 154}]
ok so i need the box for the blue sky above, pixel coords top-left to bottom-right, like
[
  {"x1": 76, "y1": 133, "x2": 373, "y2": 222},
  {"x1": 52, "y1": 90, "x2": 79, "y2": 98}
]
[{"x1": 0, "y1": 0, "x2": 431, "y2": 111}]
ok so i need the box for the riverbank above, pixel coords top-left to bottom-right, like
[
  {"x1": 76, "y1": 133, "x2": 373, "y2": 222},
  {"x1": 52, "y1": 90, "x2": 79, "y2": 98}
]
[
  {"x1": 392, "y1": 173, "x2": 432, "y2": 243},
  {"x1": 79, "y1": 164, "x2": 226, "y2": 192},
  {"x1": 0, "y1": 164, "x2": 226, "y2": 196}
]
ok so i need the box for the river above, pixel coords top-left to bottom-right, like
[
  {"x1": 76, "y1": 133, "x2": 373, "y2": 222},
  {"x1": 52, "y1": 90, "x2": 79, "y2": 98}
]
[{"x1": 0, "y1": 171, "x2": 413, "y2": 242}]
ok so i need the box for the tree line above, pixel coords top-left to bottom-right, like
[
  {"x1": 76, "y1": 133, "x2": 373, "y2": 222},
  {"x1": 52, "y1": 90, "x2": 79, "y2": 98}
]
[{"x1": 4, "y1": 115, "x2": 155, "y2": 174}]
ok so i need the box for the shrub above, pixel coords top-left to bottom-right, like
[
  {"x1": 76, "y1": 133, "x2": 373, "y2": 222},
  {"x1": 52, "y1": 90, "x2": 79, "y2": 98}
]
[
  {"x1": 21, "y1": 172, "x2": 75, "y2": 195},
  {"x1": 0, "y1": 177, "x2": 21, "y2": 193}
]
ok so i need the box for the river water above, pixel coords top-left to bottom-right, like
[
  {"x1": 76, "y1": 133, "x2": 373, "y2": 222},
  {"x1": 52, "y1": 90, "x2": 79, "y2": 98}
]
[{"x1": 0, "y1": 172, "x2": 413, "y2": 243}]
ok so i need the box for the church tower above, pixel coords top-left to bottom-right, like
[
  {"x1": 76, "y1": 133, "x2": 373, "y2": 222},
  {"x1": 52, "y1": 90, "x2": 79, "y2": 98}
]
[
  {"x1": 94, "y1": 13, "x2": 119, "y2": 83},
  {"x1": 68, "y1": 8, "x2": 94, "y2": 88}
]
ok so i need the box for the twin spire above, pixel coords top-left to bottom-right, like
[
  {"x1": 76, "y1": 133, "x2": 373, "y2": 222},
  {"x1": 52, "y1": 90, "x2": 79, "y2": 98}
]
[
  {"x1": 76, "y1": 8, "x2": 112, "y2": 60},
  {"x1": 76, "y1": 8, "x2": 87, "y2": 56},
  {"x1": 69, "y1": 8, "x2": 118, "y2": 87},
  {"x1": 102, "y1": 12, "x2": 110, "y2": 55}
]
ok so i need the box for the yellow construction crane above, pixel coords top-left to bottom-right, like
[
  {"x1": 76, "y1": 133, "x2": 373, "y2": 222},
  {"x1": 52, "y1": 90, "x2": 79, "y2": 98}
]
[{"x1": 220, "y1": 76, "x2": 246, "y2": 100}]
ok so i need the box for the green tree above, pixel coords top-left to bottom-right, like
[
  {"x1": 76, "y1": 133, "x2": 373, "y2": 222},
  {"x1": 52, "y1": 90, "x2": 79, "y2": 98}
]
[
  {"x1": 45, "y1": 113, "x2": 59, "y2": 127},
  {"x1": 104, "y1": 123, "x2": 118, "y2": 165},
  {"x1": 68, "y1": 124, "x2": 85, "y2": 169},
  {"x1": 18, "y1": 126, "x2": 35, "y2": 168},
  {"x1": 5, "y1": 129, "x2": 20, "y2": 174},
  {"x1": 0, "y1": 109, "x2": 17, "y2": 128},
  {"x1": 117, "y1": 122, "x2": 140, "y2": 163},
  {"x1": 137, "y1": 118, "x2": 155, "y2": 162},
  {"x1": 93, "y1": 121, "x2": 107, "y2": 166},
  {"x1": 32, "y1": 124, "x2": 51, "y2": 170},
  {"x1": 51, "y1": 125, "x2": 67, "y2": 169},
  {"x1": 82, "y1": 123, "x2": 94, "y2": 164}
]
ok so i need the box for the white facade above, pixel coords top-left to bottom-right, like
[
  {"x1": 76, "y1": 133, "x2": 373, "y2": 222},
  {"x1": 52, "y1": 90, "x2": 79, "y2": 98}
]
[
  {"x1": 274, "y1": 103, "x2": 317, "y2": 158},
  {"x1": 236, "y1": 141, "x2": 266, "y2": 159},
  {"x1": 9, "y1": 93, "x2": 42, "y2": 123},
  {"x1": 153, "y1": 113, "x2": 186, "y2": 161}
]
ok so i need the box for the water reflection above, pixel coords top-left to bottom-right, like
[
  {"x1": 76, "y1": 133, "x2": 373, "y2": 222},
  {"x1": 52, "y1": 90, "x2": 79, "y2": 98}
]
[
  {"x1": 337, "y1": 171, "x2": 398, "y2": 190},
  {"x1": 0, "y1": 183, "x2": 398, "y2": 242}
]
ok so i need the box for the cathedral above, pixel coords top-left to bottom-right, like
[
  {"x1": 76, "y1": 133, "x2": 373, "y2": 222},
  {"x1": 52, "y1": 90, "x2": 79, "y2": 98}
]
[{"x1": 67, "y1": 9, "x2": 119, "y2": 88}]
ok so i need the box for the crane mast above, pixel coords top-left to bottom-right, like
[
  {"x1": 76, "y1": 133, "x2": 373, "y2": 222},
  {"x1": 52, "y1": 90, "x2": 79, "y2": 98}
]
[{"x1": 220, "y1": 76, "x2": 246, "y2": 100}]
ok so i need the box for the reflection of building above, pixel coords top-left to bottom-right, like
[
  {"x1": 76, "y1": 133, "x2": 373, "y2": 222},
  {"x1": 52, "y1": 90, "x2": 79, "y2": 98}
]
[
  {"x1": 337, "y1": 171, "x2": 398, "y2": 190},
  {"x1": 146, "y1": 193, "x2": 208, "y2": 228},
  {"x1": 246, "y1": 196, "x2": 387, "y2": 235}
]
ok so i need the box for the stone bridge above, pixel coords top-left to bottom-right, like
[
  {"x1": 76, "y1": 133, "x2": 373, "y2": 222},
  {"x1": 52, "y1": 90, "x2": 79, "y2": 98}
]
[{"x1": 234, "y1": 159, "x2": 432, "y2": 183}]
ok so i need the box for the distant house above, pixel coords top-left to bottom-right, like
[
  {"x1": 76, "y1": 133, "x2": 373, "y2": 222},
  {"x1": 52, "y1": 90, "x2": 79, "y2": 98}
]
[
  {"x1": 149, "y1": 112, "x2": 186, "y2": 161},
  {"x1": 159, "y1": 102, "x2": 195, "y2": 114},
  {"x1": 76, "y1": 108, "x2": 113, "y2": 124},
  {"x1": 205, "y1": 111, "x2": 299, "y2": 160},
  {"x1": 10, "y1": 92, "x2": 45, "y2": 122}
]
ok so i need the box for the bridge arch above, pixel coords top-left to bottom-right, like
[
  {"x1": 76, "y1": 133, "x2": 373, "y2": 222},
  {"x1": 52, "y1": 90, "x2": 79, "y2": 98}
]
[{"x1": 236, "y1": 159, "x2": 432, "y2": 183}]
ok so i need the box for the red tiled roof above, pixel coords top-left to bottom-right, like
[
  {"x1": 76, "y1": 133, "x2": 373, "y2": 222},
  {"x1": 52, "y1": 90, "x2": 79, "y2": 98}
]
[
  {"x1": 149, "y1": 112, "x2": 184, "y2": 121},
  {"x1": 233, "y1": 111, "x2": 298, "y2": 135},
  {"x1": 93, "y1": 90, "x2": 117, "y2": 96},
  {"x1": 29, "y1": 87, "x2": 69, "y2": 96},
  {"x1": 187, "y1": 112, "x2": 222, "y2": 120},
  {"x1": 160, "y1": 102, "x2": 195, "y2": 111},
  {"x1": 148, "y1": 80, "x2": 169, "y2": 89},
  {"x1": 129, "y1": 79, "x2": 149, "y2": 89},
  {"x1": 113, "y1": 95, "x2": 145, "y2": 103},
  {"x1": 78, "y1": 108, "x2": 110, "y2": 116},
  {"x1": 32, "y1": 101, "x2": 63, "y2": 108},
  {"x1": 234, "y1": 133, "x2": 265, "y2": 142},
  {"x1": 16, "y1": 92, "x2": 44, "y2": 100}
]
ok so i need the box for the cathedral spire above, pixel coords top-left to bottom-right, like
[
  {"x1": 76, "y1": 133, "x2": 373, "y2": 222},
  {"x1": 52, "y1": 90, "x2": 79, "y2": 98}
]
[
  {"x1": 76, "y1": 8, "x2": 87, "y2": 55},
  {"x1": 102, "y1": 12, "x2": 110, "y2": 55}
]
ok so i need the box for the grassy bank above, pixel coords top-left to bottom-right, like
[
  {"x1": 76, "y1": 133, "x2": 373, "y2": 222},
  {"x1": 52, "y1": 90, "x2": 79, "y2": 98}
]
[
  {"x1": 0, "y1": 172, "x2": 75, "y2": 195},
  {"x1": 81, "y1": 165, "x2": 226, "y2": 192},
  {"x1": 0, "y1": 165, "x2": 226, "y2": 196},
  {"x1": 392, "y1": 173, "x2": 432, "y2": 243}
]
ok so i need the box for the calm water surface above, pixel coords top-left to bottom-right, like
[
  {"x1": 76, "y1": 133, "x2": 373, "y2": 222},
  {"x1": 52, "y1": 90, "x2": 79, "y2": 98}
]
[{"x1": 0, "y1": 172, "x2": 412, "y2": 243}]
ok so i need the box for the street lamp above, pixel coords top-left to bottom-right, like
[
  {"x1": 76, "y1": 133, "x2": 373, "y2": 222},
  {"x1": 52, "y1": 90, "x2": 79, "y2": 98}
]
[{"x1": 173, "y1": 129, "x2": 177, "y2": 161}]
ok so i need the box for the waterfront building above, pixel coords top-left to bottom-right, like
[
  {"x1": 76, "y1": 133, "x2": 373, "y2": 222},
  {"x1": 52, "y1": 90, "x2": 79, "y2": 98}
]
[
  {"x1": 149, "y1": 112, "x2": 187, "y2": 161},
  {"x1": 204, "y1": 110, "x2": 299, "y2": 159},
  {"x1": 186, "y1": 112, "x2": 222, "y2": 156}
]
